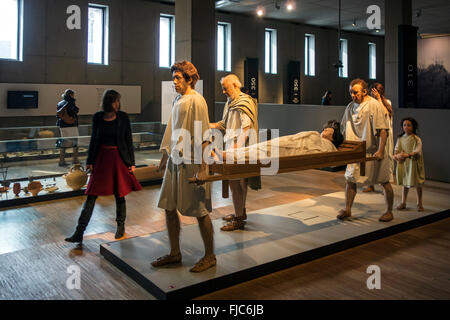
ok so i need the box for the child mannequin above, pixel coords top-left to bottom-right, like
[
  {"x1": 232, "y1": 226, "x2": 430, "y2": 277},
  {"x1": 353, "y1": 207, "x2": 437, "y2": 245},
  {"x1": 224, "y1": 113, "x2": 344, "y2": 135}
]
[{"x1": 394, "y1": 117, "x2": 425, "y2": 211}]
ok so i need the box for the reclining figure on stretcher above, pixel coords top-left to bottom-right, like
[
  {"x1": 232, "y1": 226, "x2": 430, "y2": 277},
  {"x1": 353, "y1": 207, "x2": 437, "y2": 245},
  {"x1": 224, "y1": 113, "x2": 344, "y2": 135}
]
[{"x1": 217, "y1": 120, "x2": 344, "y2": 163}]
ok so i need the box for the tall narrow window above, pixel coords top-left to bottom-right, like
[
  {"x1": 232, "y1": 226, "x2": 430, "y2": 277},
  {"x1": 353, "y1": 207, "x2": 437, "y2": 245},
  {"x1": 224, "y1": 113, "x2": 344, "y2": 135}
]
[
  {"x1": 159, "y1": 14, "x2": 175, "y2": 68},
  {"x1": 265, "y1": 28, "x2": 277, "y2": 74},
  {"x1": 217, "y1": 22, "x2": 231, "y2": 71},
  {"x1": 0, "y1": 0, "x2": 23, "y2": 61},
  {"x1": 304, "y1": 34, "x2": 315, "y2": 76},
  {"x1": 369, "y1": 42, "x2": 376, "y2": 79},
  {"x1": 339, "y1": 39, "x2": 348, "y2": 78},
  {"x1": 88, "y1": 4, "x2": 109, "y2": 65}
]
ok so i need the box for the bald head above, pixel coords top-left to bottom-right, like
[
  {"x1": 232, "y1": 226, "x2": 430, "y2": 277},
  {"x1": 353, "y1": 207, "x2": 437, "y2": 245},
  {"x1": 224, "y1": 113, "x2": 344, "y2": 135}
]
[{"x1": 220, "y1": 74, "x2": 242, "y2": 101}]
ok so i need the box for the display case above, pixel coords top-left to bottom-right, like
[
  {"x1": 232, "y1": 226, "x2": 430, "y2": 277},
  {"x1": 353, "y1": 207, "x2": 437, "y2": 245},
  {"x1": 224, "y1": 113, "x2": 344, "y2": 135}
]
[{"x1": 0, "y1": 122, "x2": 165, "y2": 208}]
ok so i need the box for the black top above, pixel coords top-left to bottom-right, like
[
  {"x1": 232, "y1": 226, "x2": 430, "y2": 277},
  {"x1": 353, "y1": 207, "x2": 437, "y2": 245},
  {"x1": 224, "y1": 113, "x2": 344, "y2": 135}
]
[
  {"x1": 56, "y1": 97, "x2": 79, "y2": 127},
  {"x1": 86, "y1": 111, "x2": 135, "y2": 167},
  {"x1": 99, "y1": 118, "x2": 118, "y2": 146}
]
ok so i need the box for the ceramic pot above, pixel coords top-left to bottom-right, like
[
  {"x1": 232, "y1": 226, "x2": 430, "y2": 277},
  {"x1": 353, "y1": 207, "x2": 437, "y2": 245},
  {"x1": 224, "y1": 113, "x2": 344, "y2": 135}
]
[
  {"x1": 13, "y1": 183, "x2": 21, "y2": 196},
  {"x1": 37, "y1": 130, "x2": 55, "y2": 138},
  {"x1": 28, "y1": 181, "x2": 42, "y2": 197},
  {"x1": 65, "y1": 164, "x2": 88, "y2": 191}
]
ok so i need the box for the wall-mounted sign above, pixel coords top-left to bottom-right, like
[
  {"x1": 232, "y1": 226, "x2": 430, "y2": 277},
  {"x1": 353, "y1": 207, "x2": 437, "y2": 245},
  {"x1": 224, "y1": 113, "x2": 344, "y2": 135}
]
[
  {"x1": 286, "y1": 60, "x2": 301, "y2": 104},
  {"x1": 398, "y1": 25, "x2": 418, "y2": 108},
  {"x1": 244, "y1": 58, "x2": 259, "y2": 100}
]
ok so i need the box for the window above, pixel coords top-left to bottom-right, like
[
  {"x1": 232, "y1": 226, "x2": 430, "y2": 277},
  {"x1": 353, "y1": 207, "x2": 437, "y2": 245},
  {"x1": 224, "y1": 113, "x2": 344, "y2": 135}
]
[
  {"x1": 0, "y1": 0, "x2": 23, "y2": 61},
  {"x1": 159, "y1": 15, "x2": 175, "y2": 68},
  {"x1": 369, "y1": 42, "x2": 376, "y2": 79},
  {"x1": 265, "y1": 28, "x2": 277, "y2": 74},
  {"x1": 217, "y1": 22, "x2": 231, "y2": 71},
  {"x1": 304, "y1": 34, "x2": 315, "y2": 76},
  {"x1": 88, "y1": 4, "x2": 109, "y2": 65},
  {"x1": 339, "y1": 39, "x2": 348, "y2": 78}
]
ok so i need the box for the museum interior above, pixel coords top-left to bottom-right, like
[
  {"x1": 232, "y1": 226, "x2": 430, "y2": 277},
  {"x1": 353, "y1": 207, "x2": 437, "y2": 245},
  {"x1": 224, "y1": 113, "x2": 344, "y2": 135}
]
[{"x1": 0, "y1": 0, "x2": 448, "y2": 300}]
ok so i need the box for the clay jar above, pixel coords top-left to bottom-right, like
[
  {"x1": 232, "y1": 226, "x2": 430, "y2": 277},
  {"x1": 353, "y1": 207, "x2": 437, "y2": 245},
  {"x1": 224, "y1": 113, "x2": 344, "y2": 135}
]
[
  {"x1": 28, "y1": 181, "x2": 42, "y2": 196},
  {"x1": 65, "y1": 164, "x2": 88, "y2": 191},
  {"x1": 13, "y1": 183, "x2": 21, "y2": 196}
]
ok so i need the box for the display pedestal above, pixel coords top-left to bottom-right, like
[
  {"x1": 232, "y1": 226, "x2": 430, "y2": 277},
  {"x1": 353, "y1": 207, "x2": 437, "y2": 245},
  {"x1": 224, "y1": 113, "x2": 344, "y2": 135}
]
[{"x1": 101, "y1": 188, "x2": 450, "y2": 300}]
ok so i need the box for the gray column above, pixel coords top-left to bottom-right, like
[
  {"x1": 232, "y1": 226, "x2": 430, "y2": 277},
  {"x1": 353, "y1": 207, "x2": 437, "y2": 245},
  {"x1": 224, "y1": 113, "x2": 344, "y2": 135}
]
[
  {"x1": 175, "y1": 0, "x2": 216, "y2": 120},
  {"x1": 384, "y1": 0, "x2": 412, "y2": 107}
]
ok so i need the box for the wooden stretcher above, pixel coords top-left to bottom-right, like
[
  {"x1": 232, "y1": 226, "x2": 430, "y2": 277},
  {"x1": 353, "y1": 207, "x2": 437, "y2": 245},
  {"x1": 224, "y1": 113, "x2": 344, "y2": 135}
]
[{"x1": 188, "y1": 140, "x2": 376, "y2": 198}]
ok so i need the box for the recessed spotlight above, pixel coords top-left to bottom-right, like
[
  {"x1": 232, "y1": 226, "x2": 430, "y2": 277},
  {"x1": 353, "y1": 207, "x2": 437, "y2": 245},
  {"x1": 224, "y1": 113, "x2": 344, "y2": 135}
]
[
  {"x1": 352, "y1": 19, "x2": 356, "y2": 27},
  {"x1": 286, "y1": 1, "x2": 295, "y2": 11},
  {"x1": 375, "y1": 29, "x2": 380, "y2": 33},
  {"x1": 256, "y1": 7, "x2": 265, "y2": 17}
]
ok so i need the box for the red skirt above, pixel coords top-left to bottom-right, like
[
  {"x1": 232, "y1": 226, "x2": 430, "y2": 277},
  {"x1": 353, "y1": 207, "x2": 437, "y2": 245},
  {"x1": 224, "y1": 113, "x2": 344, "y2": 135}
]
[{"x1": 85, "y1": 145, "x2": 142, "y2": 197}]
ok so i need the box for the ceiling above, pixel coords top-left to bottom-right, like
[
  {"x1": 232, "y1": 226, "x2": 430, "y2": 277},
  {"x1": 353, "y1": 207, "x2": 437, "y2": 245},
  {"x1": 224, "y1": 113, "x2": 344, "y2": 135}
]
[{"x1": 156, "y1": 0, "x2": 450, "y2": 36}]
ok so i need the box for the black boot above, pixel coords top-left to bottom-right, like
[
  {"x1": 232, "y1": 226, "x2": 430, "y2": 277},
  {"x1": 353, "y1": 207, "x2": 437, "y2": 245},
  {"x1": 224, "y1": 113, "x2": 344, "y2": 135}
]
[
  {"x1": 115, "y1": 223, "x2": 125, "y2": 239},
  {"x1": 115, "y1": 195, "x2": 126, "y2": 239},
  {"x1": 65, "y1": 195, "x2": 97, "y2": 243},
  {"x1": 65, "y1": 226, "x2": 84, "y2": 243}
]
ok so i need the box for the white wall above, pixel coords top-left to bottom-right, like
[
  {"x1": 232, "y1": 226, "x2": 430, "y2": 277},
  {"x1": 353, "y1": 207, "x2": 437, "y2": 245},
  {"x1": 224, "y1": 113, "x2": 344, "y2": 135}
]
[{"x1": 0, "y1": 83, "x2": 141, "y2": 117}]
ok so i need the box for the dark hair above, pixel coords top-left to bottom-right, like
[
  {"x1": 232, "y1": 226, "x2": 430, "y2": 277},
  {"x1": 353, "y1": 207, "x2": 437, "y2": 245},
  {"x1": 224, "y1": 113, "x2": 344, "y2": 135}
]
[
  {"x1": 62, "y1": 89, "x2": 75, "y2": 99},
  {"x1": 349, "y1": 78, "x2": 369, "y2": 93},
  {"x1": 102, "y1": 89, "x2": 121, "y2": 113},
  {"x1": 170, "y1": 60, "x2": 200, "y2": 89},
  {"x1": 323, "y1": 120, "x2": 344, "y2": 148},
  {"x1": 369, "y1": 82, "x2": 392, "y2": 117},
  {"x1": 398, "y1": 117, "x2": 419, "y2": 137}
]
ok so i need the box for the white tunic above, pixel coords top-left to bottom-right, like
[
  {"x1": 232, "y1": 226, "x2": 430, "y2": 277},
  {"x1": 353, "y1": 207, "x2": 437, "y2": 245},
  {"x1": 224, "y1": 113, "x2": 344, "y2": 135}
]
[
  {"x1": 341, "y1": 96, "x2": 391, "y2": 186},
  {"x1": 157, "y1": 90, "x2": 212, "y2": 217}
]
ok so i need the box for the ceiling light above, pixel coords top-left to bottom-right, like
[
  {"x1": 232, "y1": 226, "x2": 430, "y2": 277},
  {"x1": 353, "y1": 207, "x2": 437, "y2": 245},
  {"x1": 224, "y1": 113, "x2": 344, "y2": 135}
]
[
  {"x1": 256, "y1": 7, "x2": 265, "y2": 17},
  {"x1": 286, "y1": 1, "x2": 295, "y2": 11},
  {"x1": 352, "y1": 19, "x2": 356, "y2": 27},
  {"x1": 375, "y1": 29, "x2": 380, "y2": 33}
]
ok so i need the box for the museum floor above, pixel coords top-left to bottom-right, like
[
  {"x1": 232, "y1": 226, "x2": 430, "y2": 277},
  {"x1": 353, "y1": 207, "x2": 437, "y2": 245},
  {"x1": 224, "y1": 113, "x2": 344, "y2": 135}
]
[{"x1": 0, "y1": 169, "x2": 449, "y2": 300}]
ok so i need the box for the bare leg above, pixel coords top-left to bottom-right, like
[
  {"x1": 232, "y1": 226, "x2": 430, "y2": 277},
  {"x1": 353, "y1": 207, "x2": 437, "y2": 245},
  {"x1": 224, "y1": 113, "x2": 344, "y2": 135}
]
[
  {"x1": 190, "y1": 214, "x2": 216, "y2": 272},
  {"x1": 165, "y1": 209, "x2": 181, "y2": 256},
  {"x1": 59, "y1": 147, "x2": 66, "y2": 166},
  {"x1": 416, "y1": 186, "x2": 424, "y2": 211},
  {"x1": 241, "y1": 178, "x2": 248, "y2": 212},
  {"x1": 151, "y1": 209, "x2": 182, "y2": 267},
  {"x1": 379, "y1": 182, "x2": 394, "y2": 222},
  {"x1": 337, "y1": 181, "x2": 356, "y2": 219},
  {"x1": 397, "y1": 187, "x2": 409, "y2": 209},
  {"x1": 222, "y1": 180, "x2": 246, "y2": 231},
  {"x1": 197, "y1": 215, "x2": 215, "y2": 258},
  {"x1": 230, "y1": 180, "x2": 245, "y2": 217}
]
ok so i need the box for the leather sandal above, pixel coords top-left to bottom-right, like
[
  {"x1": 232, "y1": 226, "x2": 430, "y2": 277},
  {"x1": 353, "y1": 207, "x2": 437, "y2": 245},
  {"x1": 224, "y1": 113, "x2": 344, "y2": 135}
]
[
  {"x1": 221, "y1": 217, "x2": 245, "y2": 231},
  {"x1": 336, "y1": 209, "x2": 351, "y2": 220},
  {"x1": 151, "y1": 253, "x2": 182, "y2": 267},
  {"x1": 189, "y1": 255, "x2": 216, "y2": 273},
  {"x1": 222, "y1": 208, "x2": 247, "y2": 221}
]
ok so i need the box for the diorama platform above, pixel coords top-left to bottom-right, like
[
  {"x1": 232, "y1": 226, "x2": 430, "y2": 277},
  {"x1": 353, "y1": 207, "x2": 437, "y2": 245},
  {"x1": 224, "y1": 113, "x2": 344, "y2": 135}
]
[{"x1": 100, "y1": 185, "x2": 450, "y2": 300}]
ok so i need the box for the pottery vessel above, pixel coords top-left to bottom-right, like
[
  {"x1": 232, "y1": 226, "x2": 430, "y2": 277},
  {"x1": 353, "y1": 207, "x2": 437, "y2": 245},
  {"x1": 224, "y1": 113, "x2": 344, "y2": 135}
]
[
  {"x1": 13, "y1": 183, "x2": 21, "y2": 196},
  {"x1": 65, "y1": 164, "x2": 88, "y2": 190},
  {"x1": 28, "y1": 181, "x2": 43, "y2": 196}
]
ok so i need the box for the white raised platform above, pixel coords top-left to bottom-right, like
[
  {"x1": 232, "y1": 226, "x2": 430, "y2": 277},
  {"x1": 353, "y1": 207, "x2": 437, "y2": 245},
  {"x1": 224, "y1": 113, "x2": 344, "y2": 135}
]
[{"x1": 100, "y1": 185, "x2": 450, "y2": 299}]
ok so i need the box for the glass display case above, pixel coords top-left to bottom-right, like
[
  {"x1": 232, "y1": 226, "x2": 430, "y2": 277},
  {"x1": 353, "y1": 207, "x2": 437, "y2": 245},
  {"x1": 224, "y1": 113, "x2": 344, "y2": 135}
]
[{"x1": 0, "y1": 122, "x2": 165, "y2": 208}]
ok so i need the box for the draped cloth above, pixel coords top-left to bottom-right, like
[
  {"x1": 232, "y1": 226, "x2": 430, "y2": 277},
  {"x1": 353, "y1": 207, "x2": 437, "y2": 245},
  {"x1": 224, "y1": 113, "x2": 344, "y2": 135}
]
[
  {"x1": 395, "y1": 134, "x2": 425, "y2": 187},
  {"x1": 218, "y1": 93, "x2": 261, "y2": 190},
  {"x1": 341, "y1": 97, "x2": 391, "y2": 186},
  {"x1": 157, "y1": 90, "x2": 212, "y2": 217}
]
